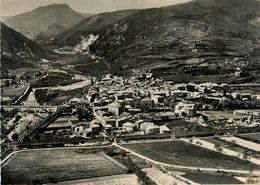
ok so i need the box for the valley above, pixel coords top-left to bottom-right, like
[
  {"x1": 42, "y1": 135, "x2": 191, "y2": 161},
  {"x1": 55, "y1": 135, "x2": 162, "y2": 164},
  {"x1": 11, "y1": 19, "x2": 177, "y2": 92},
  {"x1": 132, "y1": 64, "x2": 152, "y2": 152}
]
[{"x1": 1, "y1": 0, "x2": 260, "y2": 184}]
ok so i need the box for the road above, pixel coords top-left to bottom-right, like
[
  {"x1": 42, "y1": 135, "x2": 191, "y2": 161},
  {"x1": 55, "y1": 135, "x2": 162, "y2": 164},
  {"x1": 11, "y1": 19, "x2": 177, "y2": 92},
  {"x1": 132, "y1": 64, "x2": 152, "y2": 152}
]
[{"x1": 113, "y1": 143, "x2": 260, "y2": 176}]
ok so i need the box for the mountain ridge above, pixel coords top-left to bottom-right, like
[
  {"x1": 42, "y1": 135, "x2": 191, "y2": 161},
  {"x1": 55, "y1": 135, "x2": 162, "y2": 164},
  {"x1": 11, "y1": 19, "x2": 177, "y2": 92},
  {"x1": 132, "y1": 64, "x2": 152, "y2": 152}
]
[
  {"x1": 4, "y1": 4, "x2": 86, "y2": 41},
  {"x1": 1, "y1": 22, "x2": 55, "y2": 74}
]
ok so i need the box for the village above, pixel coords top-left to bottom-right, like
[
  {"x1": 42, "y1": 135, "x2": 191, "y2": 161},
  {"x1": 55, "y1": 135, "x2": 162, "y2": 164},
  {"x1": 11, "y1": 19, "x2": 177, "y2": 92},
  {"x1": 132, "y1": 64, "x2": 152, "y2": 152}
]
[{"x1": 38, "y1": 69, "x2": 260, "y2": 140}]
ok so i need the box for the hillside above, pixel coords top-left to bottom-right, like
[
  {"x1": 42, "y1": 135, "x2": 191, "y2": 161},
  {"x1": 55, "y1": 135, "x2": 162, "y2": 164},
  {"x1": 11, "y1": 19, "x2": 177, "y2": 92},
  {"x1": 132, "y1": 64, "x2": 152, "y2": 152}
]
[
  {"x1": 4, "y1": 4, "x2": 86, "y2": 41},
  {"x1": 52, "y1": 0, "x2": 260, "y2": 83},
  {"x1": 89, "y1": 0, "x2": 260, "y2": 61},
  {"x1": 1, "y1": 22, "x2": 55, "y2": 73},
  {"x1": 87, "y1": 0, "x2": 260, "y2": 82},
  {"x1": 53, "y1": 9, "x2": 140, "y2": 46}
]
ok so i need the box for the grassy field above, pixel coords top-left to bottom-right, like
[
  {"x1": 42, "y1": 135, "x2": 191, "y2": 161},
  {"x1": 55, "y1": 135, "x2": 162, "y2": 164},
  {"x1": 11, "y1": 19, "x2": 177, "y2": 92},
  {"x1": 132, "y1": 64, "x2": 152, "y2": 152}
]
[
  {"x1": 2, "y1": 148, "x2": 127, "y2": 184},
  {"x1": 122, "y1": 141, "x2": 260, "y2": 170},
  {"x1": 239, "y1": 133, "x2": 260, "y2": 144},
  {"x1": 1, "y1": 85, "x2": 27, "y2": 97},
  {"x1": 182, "y1": 172, "x2": 243, "y2": 184}
]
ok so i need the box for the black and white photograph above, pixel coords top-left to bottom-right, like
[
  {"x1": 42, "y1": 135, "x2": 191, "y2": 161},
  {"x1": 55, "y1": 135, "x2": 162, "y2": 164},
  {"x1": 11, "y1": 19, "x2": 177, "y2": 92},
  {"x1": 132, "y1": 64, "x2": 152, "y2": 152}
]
[{"x1": 1, "y1": 0, "x2": 260, "y2": 184}]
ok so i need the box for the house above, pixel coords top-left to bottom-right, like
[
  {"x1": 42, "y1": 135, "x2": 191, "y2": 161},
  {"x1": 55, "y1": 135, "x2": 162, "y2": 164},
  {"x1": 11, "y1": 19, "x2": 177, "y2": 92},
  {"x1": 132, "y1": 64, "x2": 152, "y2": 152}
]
[
  {"x1": 104, "y1": 117, "x2": 117, "y2": 127},
  {"x1": 122, "y1": 122, "x2": 136, "y2": 132},
  {"x1": 79, "y1": 129, "x2": 92, "y2": 137},
  {"x1": 73, "y1": 122, "x2": 92, "y2": 137},
  {"x1": 240, "y1": 94, "x2": 251, "y2": 101},
  {"x1": 108, "y1": 102, "x2": 124, "y2": 117},
  {"x1": 146, "y1": 125, "x2": 160, "y2": 134},
  {"x1": 140, "y1": 122, "x2": 160, "y2": 134},
  {"x1": 73, "y1": 122, "x2": 91, "y2": 132},
  {"x1": 151, "y1": 95, "x2": 164, "y2": 104},
  {"x1": 91, "y1": 123, "x2": 100, "y2": 133},
  {"x1": 232, "y1": 93, "x2": 251, "y2": 101},
  {"x1": 141, "y1": 98, "x2": 153, "y2": 109},
  {"x1": 175, "y1": 101, "x2": 196, "y2": 117},
  {"x1": 135, "y1": 120, "x2": 145, "y2": 128},
  {"x1": 76, "y1": 100, "x2": 86, "y2": 109},
  {"x1": 156, "y1": 112, "x2": 175, "y2": 120},
  {"x1": 159, "y1": 125, "x2": 171, "y2": 133}
]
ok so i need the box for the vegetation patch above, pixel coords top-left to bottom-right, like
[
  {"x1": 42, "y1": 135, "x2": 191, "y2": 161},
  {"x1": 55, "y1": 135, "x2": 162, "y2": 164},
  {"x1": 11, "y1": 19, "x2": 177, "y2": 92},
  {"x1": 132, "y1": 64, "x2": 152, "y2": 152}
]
[
  {"x1": 35, "y1": 86, "x2": 89, "y2": 105},
  {"x1": 32, "y1": 72, "x2": 82, "y2": 88},
  {"x1": 121, "y1": 141, "x2": 260, "y2": 170}
]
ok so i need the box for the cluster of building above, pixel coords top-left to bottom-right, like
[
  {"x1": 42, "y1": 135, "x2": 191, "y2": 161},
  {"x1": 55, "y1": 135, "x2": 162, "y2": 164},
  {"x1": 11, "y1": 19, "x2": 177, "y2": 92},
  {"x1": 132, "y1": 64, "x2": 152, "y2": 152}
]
[
  {"x1": 43, "y1": 70, "x2": 260, "y2": 138},
  {"x1": 61, "y1": 70, "x2": 258, "y2": 137}
]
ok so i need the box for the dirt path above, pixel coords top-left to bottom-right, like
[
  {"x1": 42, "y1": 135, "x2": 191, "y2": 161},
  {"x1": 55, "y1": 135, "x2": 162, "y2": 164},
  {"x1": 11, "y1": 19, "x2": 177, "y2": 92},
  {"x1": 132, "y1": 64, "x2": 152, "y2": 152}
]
[
  {"x1": 220, "y1": 136, "x2": 260, "y2": 152},
  {"x1": 23, "y1": 89, "x2": 40, "y2": 107}
]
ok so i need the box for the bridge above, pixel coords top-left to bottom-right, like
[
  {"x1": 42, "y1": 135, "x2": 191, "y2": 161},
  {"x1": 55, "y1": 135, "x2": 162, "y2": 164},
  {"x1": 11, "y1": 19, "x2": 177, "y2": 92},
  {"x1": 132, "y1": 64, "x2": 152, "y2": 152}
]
[{"x1": 19, "y1": 111, "x2": 61, "y2": 142}]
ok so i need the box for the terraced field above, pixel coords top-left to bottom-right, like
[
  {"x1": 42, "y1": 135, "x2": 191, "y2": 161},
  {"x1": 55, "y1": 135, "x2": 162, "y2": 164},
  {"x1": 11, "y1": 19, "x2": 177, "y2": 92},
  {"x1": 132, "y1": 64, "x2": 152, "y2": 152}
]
[{"x1": 2, "y1": 148, "x2": 127, "y2": 184}]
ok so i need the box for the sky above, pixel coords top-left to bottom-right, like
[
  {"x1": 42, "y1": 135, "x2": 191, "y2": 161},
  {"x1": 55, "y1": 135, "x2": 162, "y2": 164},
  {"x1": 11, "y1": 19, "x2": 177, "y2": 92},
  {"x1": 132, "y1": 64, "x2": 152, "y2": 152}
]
[{"x1": 1, "y1": 0, "x2": 192, "y2": 16}]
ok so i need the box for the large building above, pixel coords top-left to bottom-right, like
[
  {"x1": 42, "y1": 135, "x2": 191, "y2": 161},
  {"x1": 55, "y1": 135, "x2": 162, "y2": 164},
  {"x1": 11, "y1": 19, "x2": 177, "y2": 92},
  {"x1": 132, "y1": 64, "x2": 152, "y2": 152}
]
[
  {"x1": 175, "y1": 101, "x2": 196, "y2": 117},
  {"x1": 108, "y1": 102, "x2": 124, "y2": 117}
]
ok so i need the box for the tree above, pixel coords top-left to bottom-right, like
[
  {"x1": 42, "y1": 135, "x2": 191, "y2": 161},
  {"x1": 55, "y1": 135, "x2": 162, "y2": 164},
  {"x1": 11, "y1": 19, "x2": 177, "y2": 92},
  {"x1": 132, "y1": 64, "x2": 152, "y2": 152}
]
[
  {"x1": 242, "y1": 151, "x2": 250, "y2": 161},
  {"x1": 5, "y1": 80, "x2": 10, "y2": 87},
  {"x1": 11, "y1": 133, "x2": 18, "y2": 141},
  {"x1": 230, "y1": 140, "x2": 236, "y2": 145},
  {"x1": 186, "y1": 85, "x2": 196, "y2": 92},
  {"x1": 214, "y1": 143, "x2": 223, "y2": 153}
]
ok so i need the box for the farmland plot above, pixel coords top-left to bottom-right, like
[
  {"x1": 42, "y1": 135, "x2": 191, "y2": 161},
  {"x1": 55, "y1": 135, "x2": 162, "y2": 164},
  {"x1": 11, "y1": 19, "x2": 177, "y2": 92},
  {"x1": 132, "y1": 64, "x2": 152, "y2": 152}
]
[
  {"x1": 2, "y1": 148, "x2": 127, "y2": 184},
  {"x1": 122, "y1": 141, "x2": 260, "y2": 170},
  {"x1": 239, "y1": 133, "x2": 260, "y2": 143}
]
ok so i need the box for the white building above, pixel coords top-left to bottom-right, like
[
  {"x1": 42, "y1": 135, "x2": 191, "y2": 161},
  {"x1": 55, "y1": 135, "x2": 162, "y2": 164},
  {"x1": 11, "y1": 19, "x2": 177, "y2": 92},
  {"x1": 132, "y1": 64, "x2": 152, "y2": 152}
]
[{"x1": 175, "y1": 101, "x2": 196, "y2": 117}]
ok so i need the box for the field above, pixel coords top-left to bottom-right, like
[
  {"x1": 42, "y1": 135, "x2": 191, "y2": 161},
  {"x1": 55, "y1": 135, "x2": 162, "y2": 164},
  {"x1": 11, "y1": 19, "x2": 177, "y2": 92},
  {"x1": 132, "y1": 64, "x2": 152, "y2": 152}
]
[
  {"x1": 239, "y1": 133, "x2": 260, "y2": 144},
  {"x1": 2, "y1": 148, "x2": 128, "y2": 184},
  {"x1": 122, "y1": 141, "x2": 260, "y2": 170},
  {"x1": 182, "y1": 172, "x2": 243, "y2": 184},
  {"x1": 50, "y1": 174, "x2": 140, "y2": 185},
  {"x1": 1, "y1": 85, "x2": 27, "y2": 97}
]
